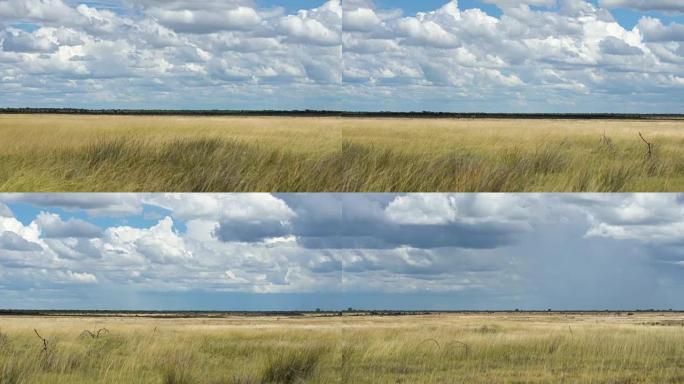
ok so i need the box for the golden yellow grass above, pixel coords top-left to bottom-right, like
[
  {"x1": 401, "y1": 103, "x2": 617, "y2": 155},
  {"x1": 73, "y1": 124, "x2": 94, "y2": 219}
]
[
  {"x1": 2, "y1": 114, "x2": 684, "y2": 191},
  {"x1": 0, "y1": 115, "x2": 341, "y2": 192},
  {"x1": 1, "y1": 313, "x2": 684, "y2": 383},
  {"x1": 341, "y1": 118, "x2": 684, "y2": 192}
]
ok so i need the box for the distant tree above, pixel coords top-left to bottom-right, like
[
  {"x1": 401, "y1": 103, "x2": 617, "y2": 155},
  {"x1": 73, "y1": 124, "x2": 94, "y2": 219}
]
[{"x1": 315, "y1": 308, "x2": 321, "y2": 313}]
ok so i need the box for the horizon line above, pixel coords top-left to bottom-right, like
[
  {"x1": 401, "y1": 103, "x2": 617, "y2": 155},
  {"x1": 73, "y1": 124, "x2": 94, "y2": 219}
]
[
  {"x1": 1, "y1": 309, "x2": 681, "y2": 316},
  {"x1": 2, "y1": 108, "x2": 684, "y2": 120}
]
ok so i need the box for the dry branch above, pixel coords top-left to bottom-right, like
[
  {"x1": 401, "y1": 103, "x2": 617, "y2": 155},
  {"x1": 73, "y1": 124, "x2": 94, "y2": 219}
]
[
  {"x1": 34, "y1": 329, "x2": 48, "y2": 355},
  {"x1": 639, "y1": 132, "x2": 652, "y2": 159},
  {"x1": 80, "y1": 328, "x2": 110, "y2": 339},
  {"x1": 80, "y1": 330, "x2": 95, "y2": 339}
]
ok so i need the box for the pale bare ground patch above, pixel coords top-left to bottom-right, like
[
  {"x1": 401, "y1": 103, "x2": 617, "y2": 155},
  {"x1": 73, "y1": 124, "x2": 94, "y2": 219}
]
[
  {"x1": 1, "y1": 312, "x2": 684, "y2": 383},
  {"x1": 2, "y1": 114, "x2": 684, "y2": 191}
]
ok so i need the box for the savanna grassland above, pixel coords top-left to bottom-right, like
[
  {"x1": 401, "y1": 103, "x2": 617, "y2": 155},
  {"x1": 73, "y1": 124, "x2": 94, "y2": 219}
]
[
  {"x1": 1, "y1": 312, "x2": 683, "y2": 384},
  {"x1": 2, "y1": 114, "x2": 684, "y2": 192}
]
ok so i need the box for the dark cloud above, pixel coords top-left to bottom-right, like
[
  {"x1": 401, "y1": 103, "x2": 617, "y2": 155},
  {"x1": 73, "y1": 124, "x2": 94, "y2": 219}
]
[
  {"x1": 214, "y1": 220, "x2": 290, "y2": 243},
  {"x1": 600, "y1": 0, "x2": 684, "y2": 13},
  {"x1": 640, "y1": 20, "x2": 684, "y2": 42},
  {"x1": 2, "y1": 29, "x2": 58, "y2": 52},
  {"x1": 5, "y1": 193, "x2": 684, "y2": 310},
  {"x1": 47, "y1": 238, "x2": 102, "y2": 260},
  {"x1": 2, "y1": 194, "x2": 141, "y2": 215},
  {"x1": 341, "y1": 247, "x2": 506, "y2": 276},
  {"x1": 296, "y1": 221, "x2": 526, "y2": 250},
  {"x1": 36, "y1": 213, "x2": 103, "y2": 239},
  {"x1": 0, "y1": 231, "x2": 42, "y2": 252},
  {"x1": 216, "y1": 195, "x2": 528, "y2": 250},
  {"x1": 600, "y1": 36, "x2": 643, "y2": 56}
]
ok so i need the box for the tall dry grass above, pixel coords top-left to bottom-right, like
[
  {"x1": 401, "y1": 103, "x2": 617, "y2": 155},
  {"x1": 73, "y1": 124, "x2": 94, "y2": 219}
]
[
  {"x1": 1, "y1": 115, "x2": 684, "y2": 191},
  {"x1": 1, "y1": 313, "x2": 684, "y2": 383}
]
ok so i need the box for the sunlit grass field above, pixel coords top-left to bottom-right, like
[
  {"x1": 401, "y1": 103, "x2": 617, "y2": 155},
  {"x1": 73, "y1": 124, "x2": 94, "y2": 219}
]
[
  {"x1": 2, "y1": 114, "x2": 684, "y2": 192},
  {"x1": 1, "y1": 312, "x2": 683, "y2": 383}
]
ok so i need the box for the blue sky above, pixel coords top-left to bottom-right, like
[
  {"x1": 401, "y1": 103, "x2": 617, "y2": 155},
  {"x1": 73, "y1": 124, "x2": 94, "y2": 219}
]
[
  {"x1": 70, "y1": 0, "x2": 684, "y2": 27},
  {"x1": 395, "y1": 0, "x2": 684, "y2": 28},
  {"x1": 1, "y1": 0, "x2": 684, "y2": 112},
  {"x1": 2, "y1": 193, "x2": 684, "y2": 311}
]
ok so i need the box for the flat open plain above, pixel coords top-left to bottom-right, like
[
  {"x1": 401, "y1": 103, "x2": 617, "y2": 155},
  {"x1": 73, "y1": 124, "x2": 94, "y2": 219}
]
[
  {"x1": 1, "y1": 312, "x2": 683, "y2": 383},
  {"x1": 1, "y1": 114, "x2": 684, "y2": 192}
]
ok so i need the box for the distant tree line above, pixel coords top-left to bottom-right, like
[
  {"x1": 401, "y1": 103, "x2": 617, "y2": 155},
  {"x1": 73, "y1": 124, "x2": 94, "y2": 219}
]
[
  {"x1": 0, "y1": 108, "x2": 342, "y2": 117},
  {"x1": 0, "y1": 309, "x2": 680, "y2": 317},
  {"x1": 1, "y1": 108, "x2": 682, "y2": 120},
  {"x1": 0, "y1": 309, "x2": 306, "y2": 318}
]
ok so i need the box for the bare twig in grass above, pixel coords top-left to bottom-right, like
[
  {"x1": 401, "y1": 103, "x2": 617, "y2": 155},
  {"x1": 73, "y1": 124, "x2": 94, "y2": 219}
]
[
  {"x1": 639, "y1": 132, "x2": 652, "y2": 159},
  {"x1": 80, "y1": 330, "x2": 95, "y2": 339},
  {"x1": 34, "y1": 329, "x2": 48, "y2": 356},
  {"x1": 568, "y1": 326, "x2": 573, "y2": 336},
  {"x1": 80, "y1": 328, "x2": 109, "y2": 339}
]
